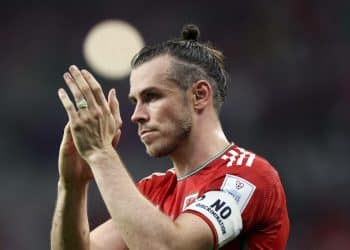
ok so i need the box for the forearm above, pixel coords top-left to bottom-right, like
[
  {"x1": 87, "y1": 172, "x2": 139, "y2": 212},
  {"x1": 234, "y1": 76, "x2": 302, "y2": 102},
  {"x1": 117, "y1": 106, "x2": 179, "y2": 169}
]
[
  {"x1": 87, "y1": 148, "x2": 179, "y2": 250},
  {"x1": 50, "y1": 181, "x2": 90, "y2": 250}
]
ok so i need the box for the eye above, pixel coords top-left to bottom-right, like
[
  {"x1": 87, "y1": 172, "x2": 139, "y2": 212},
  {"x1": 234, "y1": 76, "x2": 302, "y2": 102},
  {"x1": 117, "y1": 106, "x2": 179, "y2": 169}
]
[
  {"x1": 143, "y1": 92, "x2": 160, "y2": 103},
  {"x1": 129, "y1": 97, "x2": 137, "y2": 106}
]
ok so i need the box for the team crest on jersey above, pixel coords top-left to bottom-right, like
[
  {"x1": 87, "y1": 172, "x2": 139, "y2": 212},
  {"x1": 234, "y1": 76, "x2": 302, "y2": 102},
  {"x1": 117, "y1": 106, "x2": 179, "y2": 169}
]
[
  {"x1": 221, "y1": 175, "x2": 256, "y2": 212},
  {"x1": 235, "y1": 180, "x2": 245, "y2": 190},
  {"x1": 182, "y1": 192, "x2": 198, "y2": 211}
]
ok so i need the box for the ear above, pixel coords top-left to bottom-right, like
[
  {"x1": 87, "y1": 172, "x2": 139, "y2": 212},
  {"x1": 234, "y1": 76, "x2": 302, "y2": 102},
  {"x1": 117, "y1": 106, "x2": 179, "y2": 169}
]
[{"x1": 190, "y1": 80, "x2": 212, "y2": 112}]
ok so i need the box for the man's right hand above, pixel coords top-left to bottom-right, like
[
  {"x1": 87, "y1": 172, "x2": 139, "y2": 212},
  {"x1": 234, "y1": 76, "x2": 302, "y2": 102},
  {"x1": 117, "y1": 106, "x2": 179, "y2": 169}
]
[{"x1": 58, "y1": 122, "x2": 93, "y2": 187}]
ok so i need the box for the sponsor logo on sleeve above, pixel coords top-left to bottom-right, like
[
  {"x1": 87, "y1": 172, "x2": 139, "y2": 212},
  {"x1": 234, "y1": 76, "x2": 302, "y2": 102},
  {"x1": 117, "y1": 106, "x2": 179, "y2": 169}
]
[{"x1": 221, "y1": 175, "x2": 256, "y2": 212}]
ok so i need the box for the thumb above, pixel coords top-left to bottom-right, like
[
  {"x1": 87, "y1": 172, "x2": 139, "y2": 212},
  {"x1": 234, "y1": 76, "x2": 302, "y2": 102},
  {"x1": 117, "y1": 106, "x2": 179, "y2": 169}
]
[
  {"x1": 108, "y1": 89, "x2": 122, "y2": 147},
  {"x1": 108, "y1": 88, "x2": 122, "y2": 128},
  {"x1": 59, "y1": 122, "x2": 77, "y2": 154},
  {"x1": 62, "y1": 122, "x2": 72, "y2": 141},
  {"x1": 63, "y1": 122, "x2": 77, "y2": 146}
]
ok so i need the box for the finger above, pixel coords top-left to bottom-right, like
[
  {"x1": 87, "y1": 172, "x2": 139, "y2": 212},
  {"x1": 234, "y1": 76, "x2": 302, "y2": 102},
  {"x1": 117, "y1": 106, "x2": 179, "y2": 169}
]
[
  {"x1": 68, "y1": 65, "x2": 99, "y2": 110},
  {"x1": 81, "y1": 69, "x2": 110, "y2": 112},
  {"x1": 58, "y1": 88, "x2": 79, "y2": 123},
  {"x1": 108, "y1": 88, "x2": 122, "y2": 127},
  {"x1": 63, "y1": 72, "x2": 85, "y2": 105},
  {"x1": 63, "y1": 72, "x2": 95, "y2": 115}
]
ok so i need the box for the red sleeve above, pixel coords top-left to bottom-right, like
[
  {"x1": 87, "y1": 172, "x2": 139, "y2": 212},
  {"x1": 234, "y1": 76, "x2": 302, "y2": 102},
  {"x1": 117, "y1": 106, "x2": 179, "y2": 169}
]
[
  {"x1": 136, "y1": 175, "x2": 153, "y2": 197},
  {"x1": 238, "y1": 160, "x2": 290, "y2": 249},
  {"x1": 136, "y1": 170, "x2": 177, "y2": 202}
]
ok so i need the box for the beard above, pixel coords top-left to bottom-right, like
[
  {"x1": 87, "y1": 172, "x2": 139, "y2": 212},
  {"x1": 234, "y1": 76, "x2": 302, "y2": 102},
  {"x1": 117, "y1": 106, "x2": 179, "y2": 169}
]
[{"x1": 143, "y1": 110, "x2": 192, "y2": 157}]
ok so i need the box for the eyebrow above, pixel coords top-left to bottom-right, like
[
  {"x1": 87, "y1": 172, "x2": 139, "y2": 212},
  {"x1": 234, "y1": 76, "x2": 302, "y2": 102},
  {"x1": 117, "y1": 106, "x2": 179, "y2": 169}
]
[{"x1": 128, "y1": 86, "x2": 162, "y2": 103}]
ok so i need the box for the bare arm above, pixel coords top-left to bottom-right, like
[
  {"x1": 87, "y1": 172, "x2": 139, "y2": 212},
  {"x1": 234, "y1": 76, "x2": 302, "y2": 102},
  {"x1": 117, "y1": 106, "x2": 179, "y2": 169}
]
[
  {"x1": 87, "y1": 149, "x2": 213, "y2": 250},
  {"x1": 51, "y1": 181, "x2": 90, "y2": 250},
  {"x1": 51, "y1": 181, "x2": 127, "y2": 250},
  {"x1": 90, "y1": 219, "x2": 128, "y2": 250},
  {"x1": 50, "y1": 123, "x2": 127, "y2": 250},
  {"x1": 50, "y1": 122, "x2": 92, "y2": 250}
]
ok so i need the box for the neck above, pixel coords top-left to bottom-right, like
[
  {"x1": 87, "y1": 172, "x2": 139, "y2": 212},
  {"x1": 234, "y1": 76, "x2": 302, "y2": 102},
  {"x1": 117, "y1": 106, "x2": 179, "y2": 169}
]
[{"x1": 170, "y1": 116, "x2": 230, "y2": 178}]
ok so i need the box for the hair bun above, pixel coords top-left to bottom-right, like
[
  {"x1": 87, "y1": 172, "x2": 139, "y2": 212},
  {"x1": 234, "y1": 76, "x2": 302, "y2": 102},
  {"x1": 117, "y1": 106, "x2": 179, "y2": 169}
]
[{"x1": 181, "y1": 24, "x2": 200, "y2": 41}]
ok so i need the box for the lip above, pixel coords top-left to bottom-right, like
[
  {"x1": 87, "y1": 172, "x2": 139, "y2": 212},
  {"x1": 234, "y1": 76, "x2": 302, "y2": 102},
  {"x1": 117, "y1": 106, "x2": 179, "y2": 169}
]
[{"x1": 139, "y1": 129, "x2": 156, "y2": 138}]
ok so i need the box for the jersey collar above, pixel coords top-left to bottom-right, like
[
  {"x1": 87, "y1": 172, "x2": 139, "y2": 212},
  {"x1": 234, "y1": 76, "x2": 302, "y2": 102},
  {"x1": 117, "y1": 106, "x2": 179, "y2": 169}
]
[{"x1": 177, "y1": 142, "x2": 234, "y2": 181}]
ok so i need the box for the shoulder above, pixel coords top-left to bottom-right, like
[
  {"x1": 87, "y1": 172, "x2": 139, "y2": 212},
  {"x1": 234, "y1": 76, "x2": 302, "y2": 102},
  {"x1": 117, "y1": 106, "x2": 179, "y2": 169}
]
[
  {"x1": 139, "y1": 168, "x2": 176, "y2": 182},
  {"x1": 220, "y1": 144, "x2": 281, "y2": 187},
  {"x1": 221, "y1": 145, "x2": 288, "y2": 225},
  {"x1": 191, "y1": 144, "x2": 289, "y2": 248},
  {"x1": 212, "y1": 144, "x2": 287, "y2": 215},
  {"x1": 192, "y1": 143, "x2": 282, "y2": 197},
  {"x1": 137, "y1": 168, "x2": 176, "y2": 195}
]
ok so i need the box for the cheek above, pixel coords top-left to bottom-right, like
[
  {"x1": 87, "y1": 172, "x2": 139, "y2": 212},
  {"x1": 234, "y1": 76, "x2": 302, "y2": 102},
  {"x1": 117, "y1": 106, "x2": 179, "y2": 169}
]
[
  {"x1": 149, "y1": 95, "x2": 191, "y2": 126},
  {"x1": 149, "y1": 102, "x2": 175, "y2": 122}
]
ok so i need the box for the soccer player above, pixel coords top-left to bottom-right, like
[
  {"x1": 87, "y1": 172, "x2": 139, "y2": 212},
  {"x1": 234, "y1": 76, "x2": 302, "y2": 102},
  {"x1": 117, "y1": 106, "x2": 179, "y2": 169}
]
[{"x1": 51, "y1": 24, "x2": 289, "y2": 249}]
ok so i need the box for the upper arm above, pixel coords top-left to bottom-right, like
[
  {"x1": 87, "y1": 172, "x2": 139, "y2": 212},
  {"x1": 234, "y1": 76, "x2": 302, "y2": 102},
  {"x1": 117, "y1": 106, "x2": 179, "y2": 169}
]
[
  {"x1": 89, "y1": 212, "x2": 213, "y2": 250},
  {"x1": 173, "y1": 213, "x2": 214, "y2": 250},
  {"x1": 89, "y1": 192, "x2": 241, "y2": 250},
  {"x1": 90, "y1": 219, "x2": 128, "y2": 250},
  {"x1": 182, "y1": 191, "x2": 243, "y2": 249}
]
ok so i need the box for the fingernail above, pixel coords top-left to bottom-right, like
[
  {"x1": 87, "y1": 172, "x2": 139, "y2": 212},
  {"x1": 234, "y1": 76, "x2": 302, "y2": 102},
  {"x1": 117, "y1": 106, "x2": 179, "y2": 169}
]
[
  {"x1": 58, "y1": 88, "x2": 65, "y2": 96},
  {"x1": 69, "y1": 65, "x2": 78, "y2": 71},
  {"x1": 63, "y1": 72, "x2": 71, "y2": 79}
]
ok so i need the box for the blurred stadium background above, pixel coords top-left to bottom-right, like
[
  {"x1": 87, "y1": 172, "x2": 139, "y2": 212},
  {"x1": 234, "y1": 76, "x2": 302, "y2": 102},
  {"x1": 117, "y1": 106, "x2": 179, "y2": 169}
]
[{"x1": 0, "y1": 0, "x2": 349, "y2": 249}]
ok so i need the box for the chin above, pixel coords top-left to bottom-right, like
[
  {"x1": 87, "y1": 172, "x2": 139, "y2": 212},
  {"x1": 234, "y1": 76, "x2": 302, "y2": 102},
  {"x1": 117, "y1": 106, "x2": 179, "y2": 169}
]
[
  {"x1": 142, "y1": 124, "x2": 191, "y2": 157},
  {"x1": 144, "y1": 140, "x2": 177, "y2": 158},
  {"x1": 145, "y1": 145, "x2": 171, "y2": 158}
]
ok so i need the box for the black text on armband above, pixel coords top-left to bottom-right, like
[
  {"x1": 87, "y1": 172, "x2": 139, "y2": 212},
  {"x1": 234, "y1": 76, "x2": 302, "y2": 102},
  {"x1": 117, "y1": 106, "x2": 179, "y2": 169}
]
[{"x1": 195, "y1": 198, "x2": 232, "y2": 235}]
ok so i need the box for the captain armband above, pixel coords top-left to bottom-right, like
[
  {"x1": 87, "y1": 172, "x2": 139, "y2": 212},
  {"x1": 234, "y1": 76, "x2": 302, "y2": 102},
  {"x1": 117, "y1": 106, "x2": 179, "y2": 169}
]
[{"x1": 184, "y1": 191, "x2": 242, "y2": 248}]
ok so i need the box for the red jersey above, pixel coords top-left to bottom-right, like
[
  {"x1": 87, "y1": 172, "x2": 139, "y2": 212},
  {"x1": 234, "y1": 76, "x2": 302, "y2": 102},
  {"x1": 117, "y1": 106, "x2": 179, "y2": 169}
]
[{"x1": 137, "y1": 143, "x2": 289, "y2": 249}]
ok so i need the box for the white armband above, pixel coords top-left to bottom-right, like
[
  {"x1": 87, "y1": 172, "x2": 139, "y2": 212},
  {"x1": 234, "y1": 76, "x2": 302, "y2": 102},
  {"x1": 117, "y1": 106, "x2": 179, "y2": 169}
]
[{"x1": 184, "y1": 191, "x2": 242, "y2": 248}]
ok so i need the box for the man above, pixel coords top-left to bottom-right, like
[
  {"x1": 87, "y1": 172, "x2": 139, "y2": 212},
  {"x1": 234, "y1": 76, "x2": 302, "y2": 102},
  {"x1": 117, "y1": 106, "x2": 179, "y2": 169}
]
[{"x1": 51, "y1": 24, "x2": 289, "y2": 249}]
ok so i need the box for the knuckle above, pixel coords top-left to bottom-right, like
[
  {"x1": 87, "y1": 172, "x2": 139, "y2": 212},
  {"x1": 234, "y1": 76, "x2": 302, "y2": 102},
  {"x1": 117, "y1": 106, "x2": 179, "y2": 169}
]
[
  {"x1": 79, "y1": 113, "x2": 89, "y2": 123},
  {"x1": 84, "y1": 72, "x2": 92, "y2": 80},
  {"x1": 80, "y1": 86, "x2": 89, "y2": 93},
  {"x1": 91, "y1": 109, "x2": 102, "y2": 119},
  {"x1": 80, "y1": 118, "x2": 88, "y2": 124},
  {"x1": 74, "y1": 94, "x2": 82, "y2": 101},
  {"x1": 92, "y1": 86, "x2": 102, "y2": 94},
  {"x1": 71, "y1": 70, "x2": 80, "y2": 77},
  {"x1": 66, "y1": 102, "x2": 74, "y2": 110}
]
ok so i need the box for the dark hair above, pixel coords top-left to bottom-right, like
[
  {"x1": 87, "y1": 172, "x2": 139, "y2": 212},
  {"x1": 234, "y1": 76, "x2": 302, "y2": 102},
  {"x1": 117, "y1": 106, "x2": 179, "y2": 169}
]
[{"x1": 131, "y1": 24, "x2": 228, "y2": 113}]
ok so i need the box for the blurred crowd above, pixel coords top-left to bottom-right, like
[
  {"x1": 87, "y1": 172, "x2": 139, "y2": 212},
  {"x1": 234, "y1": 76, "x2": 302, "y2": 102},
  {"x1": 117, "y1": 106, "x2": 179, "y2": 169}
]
[{"x1": 0, "y1": 0, "x2": 349, "y2": 249}]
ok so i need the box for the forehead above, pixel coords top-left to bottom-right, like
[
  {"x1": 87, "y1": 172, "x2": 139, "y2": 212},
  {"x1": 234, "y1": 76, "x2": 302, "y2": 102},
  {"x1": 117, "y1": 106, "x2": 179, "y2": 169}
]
[{"x1": 129, "y1": 55, "x2": 176, "y2": 95}]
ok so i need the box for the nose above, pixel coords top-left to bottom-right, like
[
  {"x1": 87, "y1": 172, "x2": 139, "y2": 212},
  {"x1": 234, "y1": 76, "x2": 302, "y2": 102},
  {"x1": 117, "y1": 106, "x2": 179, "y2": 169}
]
[{"x1": 131, "y1": 103, "x2": 149, "y2": 124}]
